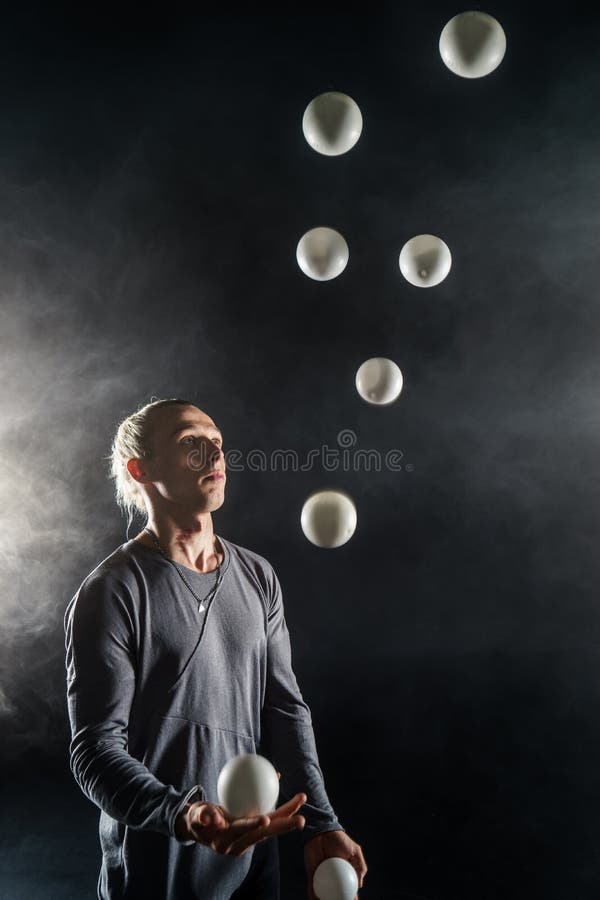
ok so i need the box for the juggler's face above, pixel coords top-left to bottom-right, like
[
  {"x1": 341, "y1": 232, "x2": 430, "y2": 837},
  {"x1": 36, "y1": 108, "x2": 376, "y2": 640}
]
[{"x1": 138, "y1": 404, "x2": 226, "y2": 514}]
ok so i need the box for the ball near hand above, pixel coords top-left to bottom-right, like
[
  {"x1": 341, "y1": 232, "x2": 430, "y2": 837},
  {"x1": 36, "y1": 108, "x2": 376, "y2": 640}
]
[
  {"x1": 399, "y1": 234, "x2": 452, "y2": 288},
  {"x1": 356, "y1": 357, "x2": 403, "y2": 405},
  {"x1": 439, "y1": 11, "x2": 506, "y2": 79},
  {"x1": 217, "y1": 753, "x2": 279, "y2": 818},
  {"x1": 313, "y1": 857, "x2": 359, "y2": 900},
  {"x1": 301, "y1": 489, "x2": 357, "y2": 549},
  {"x1": 296, "y1": 227, "x2": 349, "y2": 281},
  {"x1": 302, "y1": 91, "x2": 363, "y2": 156}
]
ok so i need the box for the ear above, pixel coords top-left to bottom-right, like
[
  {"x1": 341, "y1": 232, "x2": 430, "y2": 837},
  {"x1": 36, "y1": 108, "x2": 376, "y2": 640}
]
[{"x1": 127, "y1": 457, "x2": 147, "y2": 483}]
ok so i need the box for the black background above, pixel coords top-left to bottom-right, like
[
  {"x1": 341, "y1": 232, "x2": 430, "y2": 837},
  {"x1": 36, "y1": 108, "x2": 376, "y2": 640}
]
[{"x1": 1, "y1": 3, "x2": 600, "y2": 898}]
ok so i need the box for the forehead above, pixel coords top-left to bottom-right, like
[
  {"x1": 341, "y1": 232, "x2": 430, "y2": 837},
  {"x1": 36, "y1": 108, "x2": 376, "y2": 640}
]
[{"x1": 154, "y1": 404, "x2": 220, "y2": 437}]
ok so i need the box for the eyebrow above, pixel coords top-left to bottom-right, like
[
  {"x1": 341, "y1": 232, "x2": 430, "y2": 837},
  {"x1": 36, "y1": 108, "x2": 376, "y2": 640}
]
[{"x1": 171, "y1": 422, "x2": 223, "y2": 440}]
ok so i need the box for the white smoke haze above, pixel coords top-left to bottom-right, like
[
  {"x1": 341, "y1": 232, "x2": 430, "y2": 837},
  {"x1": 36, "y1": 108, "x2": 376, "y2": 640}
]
[
  {"x1": 0, "y1": 684, "x2": 15, "y2": 717},
  {"x1": 0, "y1": 165, "x2": 224, "y2": 761},
  {"x1": 0, "y1": 291, "x2": 135, "y2": 758}
]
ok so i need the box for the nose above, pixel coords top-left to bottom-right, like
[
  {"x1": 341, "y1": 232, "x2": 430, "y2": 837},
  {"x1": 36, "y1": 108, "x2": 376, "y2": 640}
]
[{"x1": 209, "y1": 443, "x2": 223, "y2": 467}]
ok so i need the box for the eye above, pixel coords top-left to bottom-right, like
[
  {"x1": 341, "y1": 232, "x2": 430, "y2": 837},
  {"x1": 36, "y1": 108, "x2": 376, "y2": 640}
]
[{"x1": 180, "y1": 434, "x2": 222, "y2": 447}]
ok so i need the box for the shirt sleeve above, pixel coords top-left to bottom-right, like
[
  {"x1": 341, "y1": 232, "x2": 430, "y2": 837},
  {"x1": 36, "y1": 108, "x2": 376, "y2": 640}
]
[
  {"x1": 259, "y1": 566, "x2": 345, "y2": 846},
  {"x1": 64, "y1": 573, "x2": 206, "y2": 844}
]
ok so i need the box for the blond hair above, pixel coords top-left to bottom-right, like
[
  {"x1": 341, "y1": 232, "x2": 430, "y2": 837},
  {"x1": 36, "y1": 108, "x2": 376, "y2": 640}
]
[{"x1": 108, "y1": 397, "x2": 194, "y2": 528}]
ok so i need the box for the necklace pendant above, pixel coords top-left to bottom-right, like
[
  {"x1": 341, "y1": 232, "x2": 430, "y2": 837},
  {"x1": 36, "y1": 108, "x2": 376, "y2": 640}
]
[{"x1": 198, "y1": 602, "x2": 206, "y2": 613}]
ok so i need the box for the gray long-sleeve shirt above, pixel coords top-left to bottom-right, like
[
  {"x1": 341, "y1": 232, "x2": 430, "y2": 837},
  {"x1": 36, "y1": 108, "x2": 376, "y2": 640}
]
[{"x1": 64, "y1": 535, "x2": 344, "y2": 900}]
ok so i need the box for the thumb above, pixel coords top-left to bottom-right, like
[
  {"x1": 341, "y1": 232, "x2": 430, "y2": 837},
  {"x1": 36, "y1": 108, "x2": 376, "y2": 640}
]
[
  {"x1": 200, "y1": 809, "x2": 212, "y2": 825},
  {"x1": 195, "y1": 805, "x2": 218, "y2": 827}
]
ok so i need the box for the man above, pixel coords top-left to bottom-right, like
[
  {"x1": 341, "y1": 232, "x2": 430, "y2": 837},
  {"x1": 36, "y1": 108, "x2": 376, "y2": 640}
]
[{"x1": 64, "y1": 397, "x2": 367, "y2": 899}]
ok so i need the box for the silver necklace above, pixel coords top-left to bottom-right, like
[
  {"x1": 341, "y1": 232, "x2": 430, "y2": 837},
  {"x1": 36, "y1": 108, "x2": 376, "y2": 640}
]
[{"x1": 143, "y1": 526, "x2": 223, "y2": 614}]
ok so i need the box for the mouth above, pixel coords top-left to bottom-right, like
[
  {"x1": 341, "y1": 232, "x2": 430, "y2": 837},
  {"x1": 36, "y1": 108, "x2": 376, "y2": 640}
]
[{"x1": 204, "y1": 471, "x2": 225, "y2": 481}]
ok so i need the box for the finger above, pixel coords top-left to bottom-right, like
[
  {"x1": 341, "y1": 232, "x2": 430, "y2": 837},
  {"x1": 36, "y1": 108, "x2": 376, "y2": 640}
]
[
  {"x1": 270, "y1": 792, "x2": 307, "y2": 819},
  {"x1": 355, "y1": 848, "x2": 368, "y2": 888},
  {"x1": 277, "y1": 771, "x2": 281, "y2": 779},
  {"x1": 227, "y1": 814, "x2": 304, "y2": 856},
  {"x1": 228, "y1": 813, "x2": 305, "y2": 856},
  {"x1": 225, "y1": 814, "x2": 271, "y2": 840},
  {"x1": 260, "y1": 813, "x2": 305, "y2": 842},
  {"x1": 225, "y1": 822, "x2": 271, "y2": 857},
  {"x1": 351, "y1": 863, "x2": 367, "y2": 891},
  {"x1": 206, "y1": 813, "x2": 270, "y2": 846},
  {"x1": 190, "y1": 805, "x2": 227, "y2": 834},
  {"x1": 348, "y1": 861, "x2": 363, "y2": 892},
  {"x1": 199, "y1": 807, "x2": 224, "y2": 827}
]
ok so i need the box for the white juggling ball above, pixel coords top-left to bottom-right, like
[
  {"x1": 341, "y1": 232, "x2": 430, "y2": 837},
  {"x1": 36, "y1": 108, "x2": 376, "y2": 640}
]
[
  {"x1": 301, "y1": 490, "x2": 357, "y2": 549},
  {"x1": 297, "y1": 227, "x2": 349, "y2": 281},
  {"x1": 439, "y1": 11, "x2": 506, "y2": 78},
  {"x1": 217, "y1": 753, "x2": 279, "y2": 818},
  {"x1": 313, "y1": 857, "x2": 359, "y2": 900},
  {"x1": 356, "y1": 357, "x2": 403, "y2": 405},
  {"x1": 302, "y1": 91, "x2": 363, "y2": 156},
  {"x1": 399, "y1": 234, "x2": 452, "y2": 288}
]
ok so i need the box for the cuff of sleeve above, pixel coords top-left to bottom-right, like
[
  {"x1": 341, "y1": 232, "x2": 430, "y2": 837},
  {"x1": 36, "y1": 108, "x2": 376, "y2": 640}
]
[
  {"x1": 301, "y1": 824, "x2": 345, "y2": 848},
  {"x1": 170, "y1": 784, "x2": 207, "y2": 845}
]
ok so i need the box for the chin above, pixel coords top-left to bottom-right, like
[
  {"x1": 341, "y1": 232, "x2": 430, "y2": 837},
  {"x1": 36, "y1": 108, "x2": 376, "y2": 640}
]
[{"x1": 202, "y1": 484, "x2": 225, "y2": 503}]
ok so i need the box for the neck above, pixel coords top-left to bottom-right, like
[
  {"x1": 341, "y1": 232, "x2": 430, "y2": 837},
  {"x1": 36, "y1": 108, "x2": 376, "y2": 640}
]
[{"x1": 136, "y1": 511, "x2": 222, "y2": 574}]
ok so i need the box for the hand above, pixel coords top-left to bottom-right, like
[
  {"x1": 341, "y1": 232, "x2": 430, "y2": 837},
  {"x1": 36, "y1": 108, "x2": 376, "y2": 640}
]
[
  {"x1": 175, "y1": 771, "x2": 306, "y2": 857},
  {"x1": 304, "y1": 829, "x2": 367, "y2": 900}
]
